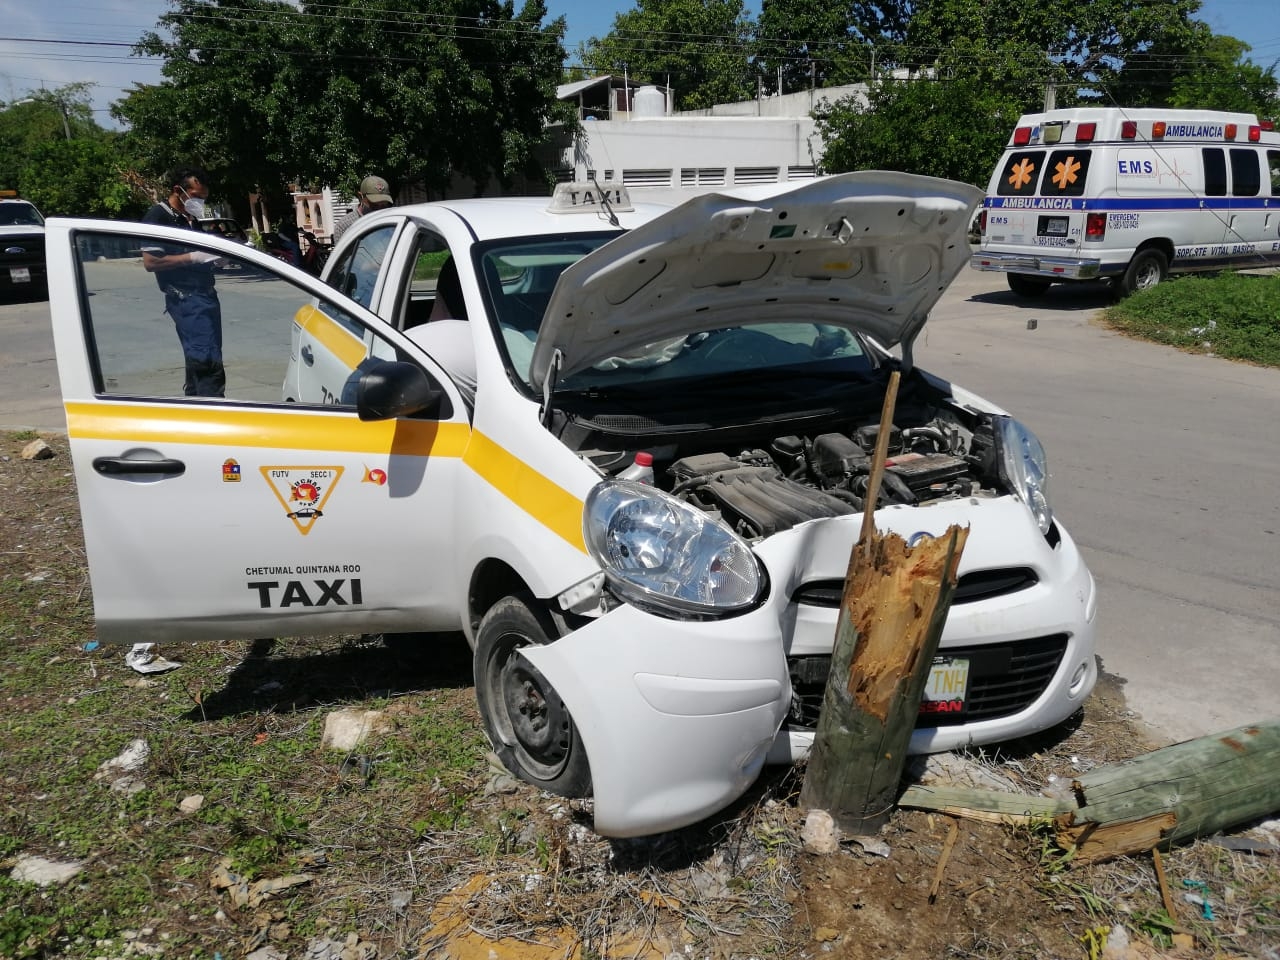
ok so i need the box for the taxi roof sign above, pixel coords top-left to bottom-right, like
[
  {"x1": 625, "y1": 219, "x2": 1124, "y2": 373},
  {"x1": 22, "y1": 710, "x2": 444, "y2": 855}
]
[{"x1": 548, "y1": 181, "x2": 633, "y2": 214}]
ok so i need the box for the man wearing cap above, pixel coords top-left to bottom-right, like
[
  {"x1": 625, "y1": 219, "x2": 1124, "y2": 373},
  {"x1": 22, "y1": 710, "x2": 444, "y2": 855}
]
[{"x1": 332, "y1": 174, "x2": 395, "y2": 244}]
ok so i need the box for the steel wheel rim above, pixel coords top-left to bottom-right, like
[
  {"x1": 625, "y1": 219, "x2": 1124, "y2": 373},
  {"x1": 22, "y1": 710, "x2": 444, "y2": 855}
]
[{"x1": 491, "y1": 638, "x2": 571, "y2": 780}]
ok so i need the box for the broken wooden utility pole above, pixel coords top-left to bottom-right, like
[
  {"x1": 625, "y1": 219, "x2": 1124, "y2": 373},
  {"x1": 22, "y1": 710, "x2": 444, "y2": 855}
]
[
  {"x1": 800, "y1": 369, "x2": 969, "y2": 835},
  {"x1": 898, "y1": 720, "x2": 1280, "y2": 863}
]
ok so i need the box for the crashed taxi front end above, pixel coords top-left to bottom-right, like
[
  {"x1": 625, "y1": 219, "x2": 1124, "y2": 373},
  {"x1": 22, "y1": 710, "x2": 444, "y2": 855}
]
[{"x1": 489, "y1": 171, "x2": 1098, "y2": 836}]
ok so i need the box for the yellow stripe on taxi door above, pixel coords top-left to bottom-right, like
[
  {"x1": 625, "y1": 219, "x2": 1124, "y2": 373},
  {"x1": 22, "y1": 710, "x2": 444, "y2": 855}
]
[
  {"x1": 64, "y1": 402, "x2": 468, "y2": 456},
  {"x1": 293, "y1": 304, "x2": 368, "y2": 371},
  {"x1": 65, "y1": 401, "x2": 588, "y2": 551}
]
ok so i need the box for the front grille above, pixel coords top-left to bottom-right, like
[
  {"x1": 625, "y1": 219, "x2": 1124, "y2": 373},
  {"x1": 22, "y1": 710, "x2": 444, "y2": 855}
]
[
  {"x1": 787, "y1": 634, "x2": 1069, "y2": 729},
  {"x1": 791, "y1": 566, "x2": 1039, "y2": 608}
]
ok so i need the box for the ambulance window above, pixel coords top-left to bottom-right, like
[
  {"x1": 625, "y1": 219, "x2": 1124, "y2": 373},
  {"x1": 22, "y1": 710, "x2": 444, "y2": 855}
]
[
  {"x1": 1040, "y1": 150, "x2": 1090, "y2": 197},
  {"x1": 1229, "y1": 149, "x2": 1261, "y2": 197},
  {"x1": 1202, "y1": 149, "x2": 1227, "y2": 196},
  {"x1": 995, "y1": 151, "x2": 1044, "y2": 197},
  {"x1": 1269, "y1": 151, "x2": 1280, "y2": 195}
]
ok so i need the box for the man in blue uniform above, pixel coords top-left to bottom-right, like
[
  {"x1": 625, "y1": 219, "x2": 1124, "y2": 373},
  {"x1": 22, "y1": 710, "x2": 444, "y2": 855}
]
[{"x1": 141, "y1": 166, "x2": 225, "y2": 397}]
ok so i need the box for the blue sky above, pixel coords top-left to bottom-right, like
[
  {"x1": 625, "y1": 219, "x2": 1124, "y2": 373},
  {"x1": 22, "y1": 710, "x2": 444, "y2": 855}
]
[{"x1": 0, "y1": 0, "x2": 1276, "y2": 125}]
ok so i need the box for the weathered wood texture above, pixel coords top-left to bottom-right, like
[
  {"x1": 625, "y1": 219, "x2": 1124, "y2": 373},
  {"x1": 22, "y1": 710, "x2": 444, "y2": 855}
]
[
  {"x1": 899, "y1": 721, "x2": 1280, "y2": 863},
  {"x1": 1056, "y1": 720, "x2": 1280, "y2": 861},
  {"x1": 897, "y1": 784, "x2": 1070, "y2": 822},
  {"x1": 799, "y1": 524, "x2": 969, "y2": 834}
]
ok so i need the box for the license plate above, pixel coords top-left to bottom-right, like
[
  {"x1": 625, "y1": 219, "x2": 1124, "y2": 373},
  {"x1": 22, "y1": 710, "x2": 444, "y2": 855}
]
[
  {"x1": 9, "y1": 267, "x2": 30, "y2": 283},
  {"x1": 1045, "y1": 218, "x2": 1068, "y2": 236},
  {"x1": 919, "y1": 656, "x2": 969, "y2": 716}
]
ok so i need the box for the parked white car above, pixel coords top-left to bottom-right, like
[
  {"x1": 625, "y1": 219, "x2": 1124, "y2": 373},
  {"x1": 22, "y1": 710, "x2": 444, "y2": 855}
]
[{"x1": 46, "y1": 172, "x2": 1097, "y2": 837}]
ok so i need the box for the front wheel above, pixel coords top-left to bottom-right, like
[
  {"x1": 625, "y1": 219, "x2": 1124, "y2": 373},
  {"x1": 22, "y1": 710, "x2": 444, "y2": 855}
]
[
  {"x1": 474, "y1": 595, "x2": 592, "y2": 798},
  {"x1": 1120, "y1": 249, "x2": 1168, "y2": 296},
  {"x1": 1007, "y1": 273, "x2": 1052, "y2": 297}
]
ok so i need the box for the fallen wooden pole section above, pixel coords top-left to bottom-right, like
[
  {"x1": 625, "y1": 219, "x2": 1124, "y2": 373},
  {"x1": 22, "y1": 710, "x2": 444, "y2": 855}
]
[{"x1": 898, "y1": 720, "x2": 1280, "y2": 863}]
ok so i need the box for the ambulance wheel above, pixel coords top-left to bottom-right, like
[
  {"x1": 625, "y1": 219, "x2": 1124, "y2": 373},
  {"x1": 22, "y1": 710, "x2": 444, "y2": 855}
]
[
  {"x1": 1121, "y1": 249, "x2": 1168, "y2": 296},
  {"x1": 1007, "y1": 273, "x2": 1052, "y2": 297},
  {"x1": 474, "y1": 595, "x2": 592, "y2": 798}
]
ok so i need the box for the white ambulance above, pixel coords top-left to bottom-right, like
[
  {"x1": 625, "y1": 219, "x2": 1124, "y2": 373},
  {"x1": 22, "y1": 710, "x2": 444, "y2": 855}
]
[
  {"x1": 972, "y1": 108, "x2": 1280, "y2": 296},
  {"x1": 46, "y1": 172, "x2": 1098, "y2": 837}
]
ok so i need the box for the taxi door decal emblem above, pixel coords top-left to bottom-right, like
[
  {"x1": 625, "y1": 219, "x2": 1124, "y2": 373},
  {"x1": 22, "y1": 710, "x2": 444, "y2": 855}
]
[
  {"x1": 362, "y1": 466, "x2": 387, "y2": 486},
  {"x1": 261, "y1": 466, "x2": 344, "y2": 535},
  {"x1": 222, "y1": 458, "x2": 242, "y2": 482}
]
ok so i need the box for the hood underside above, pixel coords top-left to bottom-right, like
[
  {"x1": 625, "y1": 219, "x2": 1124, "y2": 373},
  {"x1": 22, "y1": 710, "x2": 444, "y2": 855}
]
[{"x1": 530, "y1": 171, "x2": 982, "y2": 390}]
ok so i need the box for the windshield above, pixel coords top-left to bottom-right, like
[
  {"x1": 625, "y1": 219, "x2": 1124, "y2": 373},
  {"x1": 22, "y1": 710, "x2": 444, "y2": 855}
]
[
  {"x1": 475, "y1": 232, "x2": 618, "y2": 382},
  {"x1": 0, "y1": 203, "x2": 44, "y2": 227},
  {"x1": 477, "y1": 233, "x2": 875, "y2": 393}
]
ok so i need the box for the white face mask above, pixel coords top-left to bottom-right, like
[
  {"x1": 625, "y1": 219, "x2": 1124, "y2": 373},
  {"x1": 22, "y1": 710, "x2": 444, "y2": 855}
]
[{"x1": 179, "y1": 187, "x2": 206, "y2": 219}]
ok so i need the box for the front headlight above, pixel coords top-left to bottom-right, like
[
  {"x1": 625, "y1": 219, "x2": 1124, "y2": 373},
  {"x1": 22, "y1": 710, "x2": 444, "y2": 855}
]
[
  {"x1": 995, "y1": 417, "x2": 1053, "y2": 535},
  {"x1": 583, "y1": 481, "x2": 763, "y2": 617}
]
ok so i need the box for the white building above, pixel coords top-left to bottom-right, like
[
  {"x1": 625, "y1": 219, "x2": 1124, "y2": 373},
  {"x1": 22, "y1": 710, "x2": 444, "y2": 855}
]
[
  {"x1": 545, "y1": 75, "x2": 870, "y2": 205},
  {"x1": 292, "y1": 75, "x2": 871, "y2": 236}
]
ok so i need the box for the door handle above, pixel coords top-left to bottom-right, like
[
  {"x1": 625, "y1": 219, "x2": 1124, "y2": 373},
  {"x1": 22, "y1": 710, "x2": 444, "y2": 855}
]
[
  {"x1": 301, "y1": 345, "x2": 315, "y2": 366},
  {"x1": 92, "y1": 457, "x2": 186, "y2": 477}
]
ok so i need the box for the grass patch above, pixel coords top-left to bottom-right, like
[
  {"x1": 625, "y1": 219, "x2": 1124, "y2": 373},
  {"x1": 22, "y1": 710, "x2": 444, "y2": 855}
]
[
  {"x1": 1103, "y1": 272, "x2": 1280, "y2": 366},
  {"x1": 4, "y1": 430, "x2": 1279, "y2": 960}
]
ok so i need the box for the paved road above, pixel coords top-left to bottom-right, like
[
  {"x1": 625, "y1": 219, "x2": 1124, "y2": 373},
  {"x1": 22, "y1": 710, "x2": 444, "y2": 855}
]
[
  {"x1": 0, "y1": 291, "x2": 64, "y2": 432},
  {"x1": 915, "y1": 269, "x2": 1280, "y2": 746},
  {"x1": 3, "y1": 268, "x2": 1278, "y2": 746}
]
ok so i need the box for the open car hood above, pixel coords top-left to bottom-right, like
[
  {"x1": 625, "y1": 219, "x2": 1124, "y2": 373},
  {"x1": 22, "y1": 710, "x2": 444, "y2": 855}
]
[{"x1": 529, "y1": 171, "x2": 982, "y2": 390}]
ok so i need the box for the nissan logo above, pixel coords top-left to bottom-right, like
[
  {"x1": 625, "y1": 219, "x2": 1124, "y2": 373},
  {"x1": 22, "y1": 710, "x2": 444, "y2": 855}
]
[{"x1": 4, "y1": 246, "x2": 26, "y2": 255}]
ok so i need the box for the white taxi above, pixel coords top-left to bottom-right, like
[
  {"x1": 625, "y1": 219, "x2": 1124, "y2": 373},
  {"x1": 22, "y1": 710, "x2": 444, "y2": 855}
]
[{"x1": 47, "y1": 172, "x2": 1097, "y2": 837}]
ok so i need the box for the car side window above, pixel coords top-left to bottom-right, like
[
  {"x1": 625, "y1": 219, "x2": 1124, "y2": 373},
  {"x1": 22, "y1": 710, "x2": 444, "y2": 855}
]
[
  {"x1": 71, "y1": 229, "x2": 421, "y2": 409},
  {"x1": 398, "y1": 228, "x2": 454, "y2": 329},
  {"x1": 321, "y1": 224, "x2": 395, "y2": 333},
  {"x1": 1269, "y1": 151, "x2": 1280, "y2": 196}
]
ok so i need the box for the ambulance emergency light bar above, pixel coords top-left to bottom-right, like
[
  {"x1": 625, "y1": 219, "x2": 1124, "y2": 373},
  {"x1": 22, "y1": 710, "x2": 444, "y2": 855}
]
[
  {"x1": 1130, "y1": 121, "x2": 1260, "y2": 141},
  {"x1": 1010, "y1": 121, "x2": 1097, "y2": 146},
  {"x1": 1012, "y1": 117, "x2": 1266, "y2": 146}
]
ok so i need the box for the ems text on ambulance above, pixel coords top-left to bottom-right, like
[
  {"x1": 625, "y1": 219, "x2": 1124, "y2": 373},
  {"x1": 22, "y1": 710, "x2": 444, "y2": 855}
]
[{"x1": 971, "y1": 108, "x2": 1280, "y2": 297}]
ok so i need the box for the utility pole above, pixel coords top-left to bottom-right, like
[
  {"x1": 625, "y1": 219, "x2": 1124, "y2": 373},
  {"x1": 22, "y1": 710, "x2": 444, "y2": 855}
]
[{"x1": 14, "y1": 96, "x2": 70, "y2": 139}]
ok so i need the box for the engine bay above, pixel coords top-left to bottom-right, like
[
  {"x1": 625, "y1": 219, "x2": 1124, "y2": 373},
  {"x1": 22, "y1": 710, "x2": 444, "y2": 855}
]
[{"x1": 561, "y1": 370, "x2": 1008, "y2": 540}]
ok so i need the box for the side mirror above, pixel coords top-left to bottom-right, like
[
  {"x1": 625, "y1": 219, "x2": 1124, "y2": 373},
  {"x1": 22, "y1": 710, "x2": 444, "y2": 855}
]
[{"x1": 351, "y1": 361, "x2": 440, "y2": 421}]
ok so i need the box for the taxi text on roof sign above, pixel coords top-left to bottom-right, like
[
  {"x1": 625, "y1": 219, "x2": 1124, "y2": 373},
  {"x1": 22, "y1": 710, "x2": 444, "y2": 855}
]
[{"x1": 548, "y1": 181, "x2": 634, "y2": 214}]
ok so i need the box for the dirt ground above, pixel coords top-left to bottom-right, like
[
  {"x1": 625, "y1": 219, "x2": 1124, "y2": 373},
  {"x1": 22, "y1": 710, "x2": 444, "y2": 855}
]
[{"x1": 3, "y1": 430, "x2": 1278, "y2": 960}]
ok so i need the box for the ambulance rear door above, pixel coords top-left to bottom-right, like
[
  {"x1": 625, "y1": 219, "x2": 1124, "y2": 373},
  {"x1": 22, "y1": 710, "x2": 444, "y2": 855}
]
[
  {"x1": 984, "y1": 142, "x2": 1091, "y2": 255},
  {"x1": 45, "y1": 218, "x2": 470, "y2": 645}
]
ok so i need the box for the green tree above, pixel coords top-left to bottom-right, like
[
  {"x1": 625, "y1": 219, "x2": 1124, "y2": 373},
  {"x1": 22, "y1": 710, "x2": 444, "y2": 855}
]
[
  {"x1": 814, "y1": 60, "x2": 1031, "y2": 187},
  {"x1": 0, "y1": 83, "x2": 100, "y2": 190},
  {"x1": 755, "y1": 0, "x2": 874, "y2": 92},
  {"x1": 0, "y1": 83, "x2": 145, "y2": 216},
  {"x1": 115, "y1": 0, "x2": 569, "y2": 211},
  {"x1": 19, "y1": 138, "x2": 147, "y2": 218},
  {"x1": 900, "y1": 0, "x2": 1206, "y2": 98},
  {"x1": 580, "y1": 0, "x2": 754, "y2": 110},
  {"x1": 1167, "y1": 34, "x2": 1280, "y2": 115}
]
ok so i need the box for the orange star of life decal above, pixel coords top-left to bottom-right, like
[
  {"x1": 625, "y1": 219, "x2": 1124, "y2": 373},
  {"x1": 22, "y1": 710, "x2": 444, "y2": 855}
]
[
  {"x1": 1007, "y1": 158, "x2": 1036, "y2": 190},
  {"x1": 1052, "y1": 155, "x2": 1081, "y2": 191},
  {"x1": 261, "y1": 465, "x2": 345, "y2": 535}
]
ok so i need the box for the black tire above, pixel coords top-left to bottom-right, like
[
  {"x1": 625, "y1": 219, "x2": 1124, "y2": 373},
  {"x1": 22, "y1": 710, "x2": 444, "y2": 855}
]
[
  {"x1": 474, "y1": 595, "x2": 592, "y2": 798},
  {"x1": 1120, "y1": 248, "x2": 1168, "y2": 296},
  {"x1": 1007, "y1": 273, "x2": 1052, "y2": 297}
]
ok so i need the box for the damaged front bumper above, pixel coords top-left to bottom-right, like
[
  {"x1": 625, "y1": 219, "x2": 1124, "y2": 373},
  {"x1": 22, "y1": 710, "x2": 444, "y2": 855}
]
[{"x1": 523, "y1": 495, "x2": 1097, "y2": 838}]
